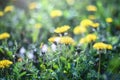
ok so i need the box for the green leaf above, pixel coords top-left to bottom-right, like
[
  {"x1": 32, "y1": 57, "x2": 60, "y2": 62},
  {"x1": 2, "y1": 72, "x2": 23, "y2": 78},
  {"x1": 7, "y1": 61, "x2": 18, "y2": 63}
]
[
  {"x1": 6, "y1": 51, "x2": 13, "y2": 58},
  {"x1": 53, "y1": 64, "x2": 59, "y2": 69},
  {"x1": 19, "y1": 72, "x2": 27, "y2": 78},
  {"x1": 0, "y1": 48, "x2": 4, "y2": 53},
  {"x1": 60, "y1": 56, "x2": 66, "y2": 61},
  {"x1": 32, "y1": 29, "x2": 39, "y2": 43},
  {"x1": 67, "y1": 63, "x2": 71, "y2": 69}
]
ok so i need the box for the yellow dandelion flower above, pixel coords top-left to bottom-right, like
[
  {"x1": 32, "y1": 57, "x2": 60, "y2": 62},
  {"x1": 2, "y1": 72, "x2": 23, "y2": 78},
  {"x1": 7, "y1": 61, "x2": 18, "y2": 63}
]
[
  {"x1": 0, "y1": 11, "x2": 4, "y2": 17},
  {"x1": 48, "y1": 37, "x2": 55, "y2": 43},
  {"x1": 91, "y1": 23, "x2": 100, "y2": 28},
  {"x1": 80, "y1": 19, "x2": 93, "y2": 27},
  {"x1": 0, "y1": 32, "x2": 10, "y2": 40},
  {"x1": 35, "y1": 23, "x2": 42, "y2": 29},
  {"x1": 79, "y1": 34, "x2": 97, "y2": 44},
  {"x1": 48, "y1": 37, "x2": 61, "y2": 43},
  {"x1": 85, "y1": 34, "x2": 97, "y2": 43},
  {"x1": 107, "y1": 44, "x2": 113, "y2": 50},
  {"x1": 93, "y1": 42, "x2": 108, "y2": 50},
  {"x1": 50, "y1": 10, "x2": 62, "y2": 18},
  {"x1": 60, "y1": 36, "x2": 74, "y2": 44},
  {"x1": 48, "y1": 37, "x2": 57, "y2": 42},
  {"x1": 79, "y1": 38, "x2": 86, "y2": 44},
  {"x1": 0, "y1": 60, "x2": 13, "y2": 69},
  {"x1": 66, "y1": 0, "x2": 75, "y2": 5},
  {"x1": 86, "y1": 5, "x2": 97, "y2": 12},
  {"x1": 54, "y1": 25, "x2": 70, "y2": 33},
  {"x1": 29, "y1": 2, "x2": 37, "y2": 10},
  {"x1": 4, "y1": 5, "x2": 14, "y2": 13},
  {"x1": 73, "y1": 26, "x2": 87, "y2": 34},
  {"x1": 88, "y1": 15, "x2": 96, "y2": 20},
  {"x1": 106, "y1": 17, "x2": 113, "y2": 23}
]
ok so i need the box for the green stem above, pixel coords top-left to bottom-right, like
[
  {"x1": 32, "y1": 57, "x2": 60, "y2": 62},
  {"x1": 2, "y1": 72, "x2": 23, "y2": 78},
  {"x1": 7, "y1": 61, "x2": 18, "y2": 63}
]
[
  {"x1": 57, "y1": 52, "x2": 61, "y2": 69},
  {"x1": 98, "y1": 51, "x2": 101, "y2": 80}
]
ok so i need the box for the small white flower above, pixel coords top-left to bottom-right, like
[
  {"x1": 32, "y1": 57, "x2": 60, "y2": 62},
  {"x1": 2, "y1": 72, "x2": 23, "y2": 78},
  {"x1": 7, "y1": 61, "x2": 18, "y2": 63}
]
[
  {"x1": 64, "y1": 32, "x2": 68, "y2": 36},
  {"x1": 19, "y1": 47, "x2": 26, "y2": 58},
  {"x1": 20, "y1": 47, "x2": 26, "y2": 54},
  {"x1": 51, "y1": 43, "x2": 57, "y2": 52},
  {"x1": 27, "y1": 52, "x2": 34, "y2": 59},
  {"x1": 41, "y1": 44, "x2": 48, "y2": 53}
]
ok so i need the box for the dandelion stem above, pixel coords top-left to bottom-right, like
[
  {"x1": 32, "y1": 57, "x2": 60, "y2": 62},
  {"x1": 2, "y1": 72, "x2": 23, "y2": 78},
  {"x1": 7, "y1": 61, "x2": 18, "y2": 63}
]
[{"x1": 98, "y1": 51, "x2": 101, "y2": 80}]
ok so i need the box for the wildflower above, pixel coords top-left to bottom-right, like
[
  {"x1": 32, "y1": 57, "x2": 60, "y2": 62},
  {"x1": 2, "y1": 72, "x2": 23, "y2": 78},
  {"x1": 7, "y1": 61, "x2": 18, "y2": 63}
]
[
  {"x1": 19, "y1": 47, "x2": 26, "y2": 58},
  {"x1": 48, "y1": 37, "x2": 60, "y2": 43},
  {"x1": 66, "y1": 0, "x2": 75, "y2": 5},
  {"x1": 107, "y1": 44, "x2": 113, "y2": 50},
  {"x1": 0, "y1": 32, "x2": 10, "y2": 40},
  {"x1": 54, "y1": 25, "x2": 70, "y2": 33},
  {"x1": 73, "y1": 26, "x2": 87, "y2": 34},
  {"x1": 80, "y1": 19, "x2": 93, "y2": 27},
  {"x1": 50, "y1": 10, "x2": 62, "y2": 18},
  {"x1": 41, "y1": 44, "x2": 48, "y2": 54},
  {"x1": 60, "y1": 36, "x2": 74, "y2": 44},
  {"x1": 79, "y1": 34, "x2": 97, "y2": 44},
  {"x1": 29, "y1": 2, "x2": 37, "y2": 10},
  {"x1": 48, "y1": 37, "x2": 56, "y2": 43},
  {"x1": 0, "y1": 60, "x2": 13, "y2": 68},
  {"x1": 85, "y1": 34, "x2": 97, "y2": 42},
  {"x1": 4, "y1": 5, "x2": 14, "y2": 13},
  {"x1": 88, "y1": 15, "x2": 96, "y2": 20},
  {"x1": 27, "y1": 52, "x2": 34, "y2": 59},
  {"x1": 54, "y1": 37, "x2": 61, "y2": 43},
  {"x1": 93, "y1": 42, "x2": 107, "y2": 50},
  {"x1": 79, "y1": 38, "x2": 86, "y2": 44},
  {"x1": 35, "y1": 23, "x2": 42, "y2": 29},
  {"x1": 51, "y1": 43, "x2": 57, "y2": 52},
  {"x1": 106, "y1": 17, "x2": 113, "y2": 23},
  {"x1": 0, "y1": 11, "x2": 4, "y2": 17},
  {"x1": 91, "y1": 23, "x2": 100, "y2": 28},
  {"x1": 93, "y1": 42, "x2": 112, "y2": 50},
  {"x1": 86, "y1": 5, "x2": 97, "y2": 12}
]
